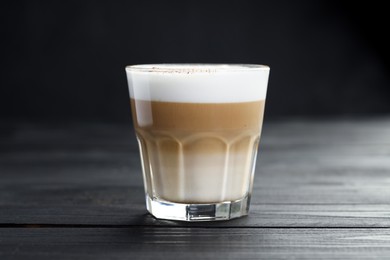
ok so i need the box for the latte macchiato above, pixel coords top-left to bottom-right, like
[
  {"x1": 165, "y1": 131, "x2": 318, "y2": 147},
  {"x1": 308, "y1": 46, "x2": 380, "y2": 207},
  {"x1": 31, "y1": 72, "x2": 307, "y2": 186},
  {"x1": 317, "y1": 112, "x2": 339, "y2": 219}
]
[{"x1": 126, "y1": 64, "x2": 269, "y2": 221}]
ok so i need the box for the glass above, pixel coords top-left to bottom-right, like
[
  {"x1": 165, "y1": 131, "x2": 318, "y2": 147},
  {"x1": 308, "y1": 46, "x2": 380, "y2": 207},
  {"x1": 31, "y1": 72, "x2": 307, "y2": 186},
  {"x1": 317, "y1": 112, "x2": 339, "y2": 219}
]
[{"x1": 125, "y1": 64, "x2": 270, "y2": 221}]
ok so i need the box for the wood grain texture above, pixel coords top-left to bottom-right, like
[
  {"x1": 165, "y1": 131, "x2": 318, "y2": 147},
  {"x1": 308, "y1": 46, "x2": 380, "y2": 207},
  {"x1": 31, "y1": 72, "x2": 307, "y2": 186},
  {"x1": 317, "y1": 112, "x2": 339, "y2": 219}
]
[
  {"x1": 1, "y1": 227, "x2": 390, "y2": 259},
  {"x1": 1, "y1": 119, "x2": 390, "y2": 227},
  {"x1": 1, "y1": 119, "x2": 390, "y2": 259}
]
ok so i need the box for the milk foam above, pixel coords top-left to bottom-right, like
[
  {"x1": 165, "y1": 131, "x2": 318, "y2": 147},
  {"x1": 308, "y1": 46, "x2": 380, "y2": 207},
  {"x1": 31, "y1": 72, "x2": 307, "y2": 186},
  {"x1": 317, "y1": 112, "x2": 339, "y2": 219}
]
[{"x1": 126, "y1": 64, "x2": 269, "y2": 103}]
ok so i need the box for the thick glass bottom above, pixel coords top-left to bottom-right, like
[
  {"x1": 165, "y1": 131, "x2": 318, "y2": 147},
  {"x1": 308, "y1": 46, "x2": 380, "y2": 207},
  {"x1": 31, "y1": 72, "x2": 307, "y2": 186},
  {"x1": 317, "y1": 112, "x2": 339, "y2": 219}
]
[{"x1": 146, "y1": 194, "x2": 251, "y2": 221}]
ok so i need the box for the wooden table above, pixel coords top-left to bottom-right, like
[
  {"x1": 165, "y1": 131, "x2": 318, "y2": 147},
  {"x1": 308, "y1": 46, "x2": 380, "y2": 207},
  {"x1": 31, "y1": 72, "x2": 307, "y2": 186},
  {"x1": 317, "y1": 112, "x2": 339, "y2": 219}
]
[{"x1": 1, "y1": 118, "x2": 390, "y2": 259}]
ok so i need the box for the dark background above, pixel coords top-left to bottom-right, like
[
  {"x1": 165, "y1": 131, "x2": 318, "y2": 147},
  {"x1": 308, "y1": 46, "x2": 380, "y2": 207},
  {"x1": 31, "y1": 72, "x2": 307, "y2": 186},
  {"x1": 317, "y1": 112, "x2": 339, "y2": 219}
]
[{"x1": 1, "y1": 0, "x2": 389, "y2": 122}]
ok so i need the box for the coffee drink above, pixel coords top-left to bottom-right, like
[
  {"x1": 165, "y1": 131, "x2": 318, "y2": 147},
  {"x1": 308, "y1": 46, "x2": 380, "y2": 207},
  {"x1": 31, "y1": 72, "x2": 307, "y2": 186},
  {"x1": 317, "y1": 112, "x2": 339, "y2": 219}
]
[
  {"x1": 126, "y1": 64, "x2": 269, "y2": 220},
  {"x1": 131, "y1": 99, "x2": 265, "y2": 203}
]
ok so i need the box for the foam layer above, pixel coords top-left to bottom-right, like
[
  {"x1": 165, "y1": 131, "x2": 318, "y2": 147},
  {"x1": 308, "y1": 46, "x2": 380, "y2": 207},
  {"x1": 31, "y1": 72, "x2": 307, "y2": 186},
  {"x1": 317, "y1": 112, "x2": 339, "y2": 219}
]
[{"x1": 126, "y1": 64, "x2": 270, "y2": 103}]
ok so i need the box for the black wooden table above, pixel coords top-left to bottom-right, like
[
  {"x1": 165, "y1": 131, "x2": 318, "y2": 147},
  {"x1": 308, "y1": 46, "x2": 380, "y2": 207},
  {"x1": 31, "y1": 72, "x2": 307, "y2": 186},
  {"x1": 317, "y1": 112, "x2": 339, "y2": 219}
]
[{"x1": 1, "y1": 118, "x2": 390, "y2": 259}]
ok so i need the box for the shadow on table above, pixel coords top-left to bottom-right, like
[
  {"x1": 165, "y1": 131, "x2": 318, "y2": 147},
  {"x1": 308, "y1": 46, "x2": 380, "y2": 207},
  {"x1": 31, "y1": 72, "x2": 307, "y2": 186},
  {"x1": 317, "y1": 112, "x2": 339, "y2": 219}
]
[{"x1": 131, "y1": 213, "x2": 253, "y2": 227}]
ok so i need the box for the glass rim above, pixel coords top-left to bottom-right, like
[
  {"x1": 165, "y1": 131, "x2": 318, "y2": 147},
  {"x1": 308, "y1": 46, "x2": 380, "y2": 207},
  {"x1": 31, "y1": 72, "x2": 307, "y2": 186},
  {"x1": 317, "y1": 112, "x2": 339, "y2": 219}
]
[{"x1": 125, "y1": 63, "x2": 270, "y2": 73}]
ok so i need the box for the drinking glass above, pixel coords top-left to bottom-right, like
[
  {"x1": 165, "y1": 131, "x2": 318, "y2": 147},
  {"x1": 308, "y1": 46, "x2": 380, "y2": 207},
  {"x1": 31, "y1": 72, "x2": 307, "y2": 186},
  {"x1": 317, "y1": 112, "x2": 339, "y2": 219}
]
[{"x1": 126, "y1": 64, "x2": 270, "y2": 221}]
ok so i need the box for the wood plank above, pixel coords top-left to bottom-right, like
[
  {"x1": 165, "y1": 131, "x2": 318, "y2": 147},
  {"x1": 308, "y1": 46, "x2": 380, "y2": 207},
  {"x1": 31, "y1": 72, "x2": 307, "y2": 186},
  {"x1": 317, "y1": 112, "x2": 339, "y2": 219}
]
[
  {"x1": 1, "y1": 119, "x2": 390, "y2": 226},
  {"x1": 1, "y1": 227, "x2": 390, "y2": 259},
  {"x1": 2, "y1": 204, "x2": 390, "y2": 227}
]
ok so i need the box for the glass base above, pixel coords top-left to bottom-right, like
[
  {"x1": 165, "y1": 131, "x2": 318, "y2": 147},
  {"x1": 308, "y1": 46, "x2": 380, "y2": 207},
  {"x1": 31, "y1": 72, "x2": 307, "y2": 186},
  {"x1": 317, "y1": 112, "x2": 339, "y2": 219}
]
[{"x1": 146, "y1": 194, "x2": 251, "y2": 221}]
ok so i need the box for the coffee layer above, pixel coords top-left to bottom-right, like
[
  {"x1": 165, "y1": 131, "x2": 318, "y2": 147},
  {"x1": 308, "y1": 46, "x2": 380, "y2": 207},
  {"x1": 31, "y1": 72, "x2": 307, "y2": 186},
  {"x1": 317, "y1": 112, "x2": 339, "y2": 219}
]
[{"x1": 131, "y1": 99, "x2": 264, "y2": 129}]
